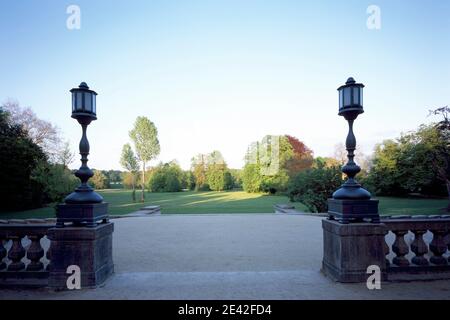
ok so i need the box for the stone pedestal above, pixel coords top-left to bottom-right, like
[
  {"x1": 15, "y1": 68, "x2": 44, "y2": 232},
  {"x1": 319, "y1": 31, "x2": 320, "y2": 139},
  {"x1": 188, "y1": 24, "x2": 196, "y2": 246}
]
[
  {"x1": 47, "y1": 222, "x2": 114, "y2": 290},
  {"x1": 322, "y1": 219, "x2": 387, "y2": 282}
]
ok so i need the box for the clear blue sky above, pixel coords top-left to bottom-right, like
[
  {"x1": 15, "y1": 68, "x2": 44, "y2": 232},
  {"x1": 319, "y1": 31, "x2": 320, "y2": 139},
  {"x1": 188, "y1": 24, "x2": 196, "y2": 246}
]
[{"x1": 0, "y1": 0, "x2": 449, "y2": 170}]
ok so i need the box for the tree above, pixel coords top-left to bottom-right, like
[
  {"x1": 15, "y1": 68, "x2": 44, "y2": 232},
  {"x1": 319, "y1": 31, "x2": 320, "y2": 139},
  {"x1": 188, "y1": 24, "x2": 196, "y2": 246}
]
[
  {"x1": 129, "y1": 116, "x2": 160, "y2": 202},
  {"x1": 242, "y1": 163, "x2": 263, "y2": 192},
  {"x1": 229, "y1": 169, "x2": 243, "y2": 189},
  {"x1": 120, "y1": 143, "x2": 139, "y2": 201},
  {"x1": 285, "y1": 135, "x2": 314, "y2": 177},
  {"x1": 429, "y1": 106, "x2": 450, "y2": 211},
  {"x1": 314, "y1": 157, "x2": 341, "y2": 168},
  {"x1": 366, "y1": 125, "x2": 446, "y2": 197},
  {"x1": 148, "y1": 161, "x2": 184, "y2": 192},
  {"x1": 91, "y1": 170, "x2": 108, "y2": 189},
  {"x1": 333, "y1": 143, "x2": 347, "y2": 165},
  {"x1": 191, "y1": 154, "x2": 209, "y2": 190},
  {"x1": 204, "y1": 150, "x2": 232, "y2": 191},
  {"x1": 31, "y1": 163, "x2": 78, "y2": 203},
  {"x1": 0, "y1": 108, "x2": 47, "y2": 210},
  {"x1": 242, "y1": 134, "x2": 314, "y2": 193},
  {"x1": 333, "y1": 142, "x2": 370, "y2": 174},
  {"x1": 287, "y1": 163, "x2": 342, "y2": 213},
  {"x1": 206, "y1": 165, "x2": 232, "y2": 191},
  {"x1": 1, "y1": 99, "x2": 61, "y2": 161},
  {"x1": 56, "y1": 140, "x2": 75, "y2": 168},
  {"x1": 105, "y1": 170, "x2": 123, "y2": 185}
]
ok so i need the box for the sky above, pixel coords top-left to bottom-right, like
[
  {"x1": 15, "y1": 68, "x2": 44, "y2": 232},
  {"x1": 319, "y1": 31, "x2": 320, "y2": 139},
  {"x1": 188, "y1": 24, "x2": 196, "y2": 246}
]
[{"x1": 0, "y1": 0, "x2": 449, "y2": 170}]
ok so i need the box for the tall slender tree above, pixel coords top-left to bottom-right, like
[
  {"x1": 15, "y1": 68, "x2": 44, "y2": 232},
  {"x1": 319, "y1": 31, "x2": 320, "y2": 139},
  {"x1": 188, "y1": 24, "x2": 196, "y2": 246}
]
[
  {"x1": 129, "y1": 117, "x2": 160, "y2": 202},
  {"x1": 120, "y1": 143, "x2": 140, "y2": 201}
]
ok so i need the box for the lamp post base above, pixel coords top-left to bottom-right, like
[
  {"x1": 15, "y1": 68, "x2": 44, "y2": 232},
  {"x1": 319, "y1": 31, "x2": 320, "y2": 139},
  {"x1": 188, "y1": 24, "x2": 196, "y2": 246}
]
[
  {"x1": 327, "y1": 198, "x2": 380, "y2": 224},
  {"x1": 332, "y1": 185, "x2": 371, "y2": 200},
  {"x1": 56, "y1": 202, "x2": 109, "y2": 228},
  {"x1": 322, "y1": 219, "x2": 387, "y2": 282},
  {"x1": 48, "y1": 222, "x2": 114, "y2": 290},
  {"x1": 64, "y1": 190, "x2": 103, "y2": 204}
]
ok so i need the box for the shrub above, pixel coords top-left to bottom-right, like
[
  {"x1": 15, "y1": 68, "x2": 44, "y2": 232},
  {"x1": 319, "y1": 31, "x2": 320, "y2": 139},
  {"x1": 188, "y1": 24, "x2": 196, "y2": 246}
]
[
  {"x1": 148, "y1": 162, "x2": 184, "y2": 192},
  {"x1": 32, "y1": 163, "x2": 79, "y2": 203},
  {"x1": 287, "y1": 165, "x2": 342, "y2": 213},
  {"x1": 261, "y1": 170, "x2": 290, "y2": 194}
]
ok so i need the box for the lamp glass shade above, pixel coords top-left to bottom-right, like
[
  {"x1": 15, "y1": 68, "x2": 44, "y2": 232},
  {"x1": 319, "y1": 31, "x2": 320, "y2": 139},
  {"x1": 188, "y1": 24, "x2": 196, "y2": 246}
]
[
  {"x1": 343, "y1": 87, "x2": 352, "y2": 107},
  {"x1": 352, "y1": 87, "x2": 361, "y2": 105},
  {"x1": 360, "y1": 88, "x2": 363, "y2": 106},
  {"x1": 75, "y1": 92, "x2": 83, "y2": 111},
  {"x1": 339, "y1": 89, "x2": 343, "y2": 109},
  {"x1": 85, "y1": 92, "x2": 92, "y2": 112},
  {"x1": 92, "y1": 94, "x2": 96, "y2": 114}
]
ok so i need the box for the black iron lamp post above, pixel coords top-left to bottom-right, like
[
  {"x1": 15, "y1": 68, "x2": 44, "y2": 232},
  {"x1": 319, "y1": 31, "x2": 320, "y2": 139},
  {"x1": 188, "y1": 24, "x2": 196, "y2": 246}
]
[
  {"x1": 65, "y1": 82, "x2": 103, "y2": 204},
  {"x1": 327, "y1": 77, "x2": 379, "y2": 224},
  {"x1": 56, "y1": 82, "x2": 109, "y2": 227}
]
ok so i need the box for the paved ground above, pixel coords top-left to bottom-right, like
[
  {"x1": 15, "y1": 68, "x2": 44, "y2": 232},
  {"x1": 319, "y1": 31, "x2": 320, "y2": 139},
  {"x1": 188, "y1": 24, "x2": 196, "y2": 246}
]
[{"x1": 2, "y1": 214, "x2": 450, "y2": 299}]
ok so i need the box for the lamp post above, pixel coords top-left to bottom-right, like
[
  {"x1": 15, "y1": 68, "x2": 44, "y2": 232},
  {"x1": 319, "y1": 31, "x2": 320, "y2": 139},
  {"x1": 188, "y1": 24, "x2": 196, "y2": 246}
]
[
  {"x1": 65, "y1": 82, "x2": 103, "y2": 204},
  {"x1": 56, "y1": 82, "x2": 108, "y2": 227},
  {"x1": 327, "y1": 77, "x2": 379, "y2": 224},
  {"x1": 48, "y1": 82, "x2": 114, "y2": 290}
]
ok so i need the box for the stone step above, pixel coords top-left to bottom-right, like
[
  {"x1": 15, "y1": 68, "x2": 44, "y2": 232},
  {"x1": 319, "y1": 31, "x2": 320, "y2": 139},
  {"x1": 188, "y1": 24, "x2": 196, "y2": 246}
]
[{"x1": 140, "y1": 205, "x2": 161, "y2": 213}]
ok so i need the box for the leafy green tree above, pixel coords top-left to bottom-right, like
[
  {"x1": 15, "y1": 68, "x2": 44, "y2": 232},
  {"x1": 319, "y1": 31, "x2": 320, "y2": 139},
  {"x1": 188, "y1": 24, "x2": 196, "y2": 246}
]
[
  {"x1": 204, "y1": 150, "x2": 231, "y2": 191},
  {"x1": 429, "y1": 106, "x2": 450, "y2": 210},
  {"x1": 207, "y1": 165, "x2": 232, "y2": 191},
  {"x1": 0, "y1": 109, "x2": 47, "y2": 210},
  {"x1": 365, "y1": 139, "x2": 402, "y2": 195},
  {"x1": 183, "y1": 170, "x2": 196, "y2": 190},
  {"x1": 229, "y1": 169, "x2": 243, "y2": 189},
  {"x1": 120, "y1": 143, "x2": 140, "y2": 201},
  {"x1": 148, "y1": 161, "x2": 184, "y2": 192},
  {"x1": 31, "y1": 163, "x2": 78, "y2": 203},
  {"x1": 242, "y1": 163, "x2": 263, "y2": 193},
  {"x1": 129, "y1": 116, "x2": 160, "y2": 202},
  {"x1": 190, "y1": 150, "x2": 232, "y2": 191},
  {"x1": 366, "y1": 123, "x2": 446, "y2": 197},
  {"x1": 287, "y1": 164, "x2": 342, "y2": 213}
]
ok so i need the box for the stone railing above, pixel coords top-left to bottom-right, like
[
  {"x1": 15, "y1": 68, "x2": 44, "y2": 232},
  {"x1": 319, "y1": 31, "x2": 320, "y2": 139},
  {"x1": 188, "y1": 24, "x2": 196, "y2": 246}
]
[
  {"x1": 0, "y1": 219, "x2": 55, "y2": 288},
  {"x1": 381, "y1": 215, "x2": 450, "y2": 281}
]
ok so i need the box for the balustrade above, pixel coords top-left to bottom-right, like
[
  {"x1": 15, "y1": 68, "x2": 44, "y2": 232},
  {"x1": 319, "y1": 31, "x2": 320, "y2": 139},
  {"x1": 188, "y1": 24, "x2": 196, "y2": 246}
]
[
  {"x1": 0, "y1": 219, "x2": 54, "y2": 287},
  {"x1": 382, "y1": 216, "x2": 450, "y2": 279}
]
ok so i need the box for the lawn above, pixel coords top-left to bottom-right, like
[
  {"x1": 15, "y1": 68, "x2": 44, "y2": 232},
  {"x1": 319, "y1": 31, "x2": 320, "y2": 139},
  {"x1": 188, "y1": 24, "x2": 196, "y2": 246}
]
[
  {"x1": 0, "y1": 190, "x2": 299, "y2": 219},
  {"x1": 377, "y1": 196, "x2": 449, "y2": 216},
  {"x1": 0, "y1": 190, "x2": 448, "y2": 219}
]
